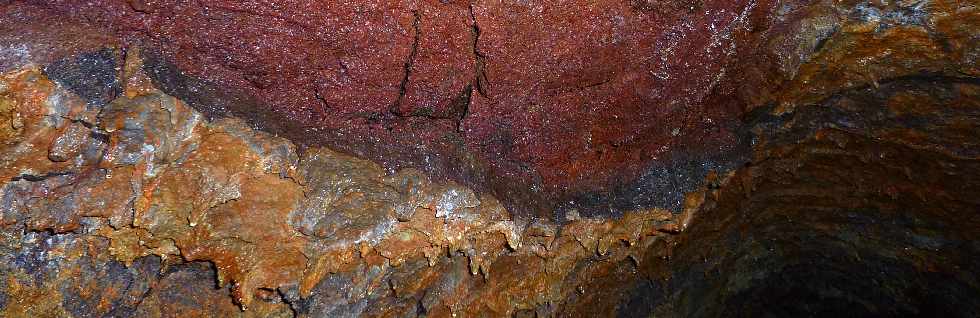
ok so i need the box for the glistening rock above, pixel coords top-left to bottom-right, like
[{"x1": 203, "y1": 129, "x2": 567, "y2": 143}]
[{"x1": 0, "y1": 0, "x2": 978, "y2": 316}]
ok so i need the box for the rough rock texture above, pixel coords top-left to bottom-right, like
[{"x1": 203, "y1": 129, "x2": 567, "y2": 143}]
[
  {"x1": 0, "y1": 0, "x2": 978, "y2": 317},
  {"x1": 0, "y1": 62, "x2": 686, "y2": 316},
  {"x1": 3, "y1": 0, "x2": 759, "y2": 218},
  {"x1": 638, "y1": 74, "x2": 980, "y2": 317}
]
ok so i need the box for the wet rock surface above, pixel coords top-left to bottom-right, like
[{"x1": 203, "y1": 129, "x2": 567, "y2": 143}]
[
  {"x1": 0, "y1": 0, "x2": 978, "y2": 317},
  {"x1": 0, "y1": 62, "x2": 684, "y2": 316},
  {"x1": 3, "y1": 0, "x2": 758, "y2": 217}
]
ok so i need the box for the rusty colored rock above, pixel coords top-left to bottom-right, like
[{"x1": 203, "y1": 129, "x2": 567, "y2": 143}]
[
  {"x1": 0, "y1": 0, "x2": 762, "y2": 217},
  {"x1": 0, "y1": 0, "x2": 978, "y2": 317},
  {"x1": 0, "y1": 63, "x2": 685, "y2": 316}
]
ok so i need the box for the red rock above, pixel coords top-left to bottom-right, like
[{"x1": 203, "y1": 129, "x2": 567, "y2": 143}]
[
  {"x1": 5, "y1": 0, "x2": 755, "y2": 216},
  {"x1": 1, "y1": 0, "x2": 979, "y2": 316}
]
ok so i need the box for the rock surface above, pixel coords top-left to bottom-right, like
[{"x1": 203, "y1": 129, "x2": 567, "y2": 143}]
[
  {"x1": 0, "y1": 0, "x2": 978, "y2": 317},
  {"x1": 3, "y1": 0, "x2": 761, "y2": 217},
  {"x1": 0, "y1": 61, "x2": 684, "y2": 316}
]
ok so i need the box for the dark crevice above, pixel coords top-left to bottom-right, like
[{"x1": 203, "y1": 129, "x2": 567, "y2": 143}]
[
  {"x1": 415, "y1": 290, "x2": 429, "y2": 316},
  {"x1": 313, "y1": 85, "x2": 331, "y2": 110},
  {"x1": 577, "y1": 79, "x2": 612, "y2": 90},
  {"x1": 750, "y1": 73, "x2": 980, "y2": 153},
  {"x1": 455, "y1": 85, "x2": 472, "y2": 132},
  {"x1": 129, "y1": 269, "x2": 158, "y2": 313},
  {"x1": 276, "y1": 288, "x2": 300, "y2": 317},
  {"x1": 770, "y1": 73, "x2": 980, "y2": 121},
  {"x1": 469, "y1": 4, "x2": 489, "y2": 97},
  {"x1": 57, "y1": 115, "x2": 100, "y2": 131},
  {"x1": 10, "y1": 171, "x2": 74, "y2": 182},
  {"x1": 390, "y1": 10, "x2": 422, "y2": 117},
  {"x1": 89, "y1": 131, "x2": 110, "y2": 143}
]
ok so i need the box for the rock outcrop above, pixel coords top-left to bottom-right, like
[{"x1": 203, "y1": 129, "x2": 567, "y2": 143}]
[
  {"x1": 0, "y1": 56, "x2": 686, "y2": 316},
  {"x1": 0, "y1": 0, "x2": 977, "y2": 317}
]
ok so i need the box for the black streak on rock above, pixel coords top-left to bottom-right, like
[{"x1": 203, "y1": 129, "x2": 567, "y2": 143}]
[{"x1": 42, "y1": 49, "x2": 121, "y2": 107}]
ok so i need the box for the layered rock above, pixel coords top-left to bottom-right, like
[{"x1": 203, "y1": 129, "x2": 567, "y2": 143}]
[
  {"x1": 3, "y1": 0, "x2": 759, "y2": 217},
  {"x1": 0, "y1": 56, "x2": 686, "y2": 316},
  {"x1": 0, "y1": 0, "x2": 978, "y2": 317}
]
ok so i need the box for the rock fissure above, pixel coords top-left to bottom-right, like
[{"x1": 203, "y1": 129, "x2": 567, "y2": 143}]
[
  {"x1": 469, "y1": 4, "x2": 489, "y2": 97},
  {"x1": 391, "y1": 10, "x2": 422, "y2": 118},
  {"x1": 9, "y1": 171, "x2": 74, "y2": 183},
  {"x1": 0, "y1": 0, "x2": 977, "y2": 316}
]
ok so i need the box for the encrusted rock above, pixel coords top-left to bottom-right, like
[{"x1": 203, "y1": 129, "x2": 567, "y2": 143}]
[
  {"x1": 0, "y1": 55, "x2": 686, "y2": 316},
  {"x1": 0, "y1": 0, "x2": 977, "y2": 316}
]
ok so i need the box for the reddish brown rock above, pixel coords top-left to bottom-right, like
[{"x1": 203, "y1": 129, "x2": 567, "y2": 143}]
[
  {"x1": 1, "y1": 0, "x2": 762, "y2": 217},
  {"x1": 0, "y1": 62, "x2": 702, "y2": 316},
  {"x1": 0, "y1": 0, "x2": 978, "y2": 317}
]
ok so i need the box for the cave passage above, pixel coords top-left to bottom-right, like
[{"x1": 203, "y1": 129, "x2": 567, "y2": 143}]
[{"x1": 0, "y1": 0, "x2": 977, "y2": 317}]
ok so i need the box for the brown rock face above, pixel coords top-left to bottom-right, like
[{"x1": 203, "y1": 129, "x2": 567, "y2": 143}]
[
  {"x1": 0, "y1": 64, "x2": 681, "y2": 316},
  {"x1": 3, "y1": 0, "x2": 758, "y2": 217},
  {"x1": 0, "y1": 0, "x2": 978, "y2": 317}
]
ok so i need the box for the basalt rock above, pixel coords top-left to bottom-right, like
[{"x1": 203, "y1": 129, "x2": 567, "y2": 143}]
[
  {"x1": 0, "y1": 0, "x2": 978, "y2": 317},
  {"x1": 2, "y1": 0, "x2": 760, "y2": 218},
  {"x1": 0, "y1": 59, "x2": 682, "y2": 316}
]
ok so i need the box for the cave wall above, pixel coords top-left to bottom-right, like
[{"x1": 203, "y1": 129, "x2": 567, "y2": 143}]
[
  {"x1": 0, "y1": 0, "x2": 977, "y2": 317},
  {"x1": 4, "y1": 0, "x2": 763, "y2": 218}
]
